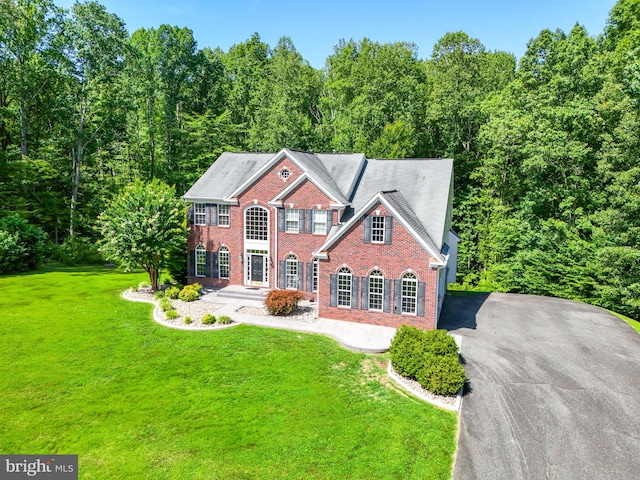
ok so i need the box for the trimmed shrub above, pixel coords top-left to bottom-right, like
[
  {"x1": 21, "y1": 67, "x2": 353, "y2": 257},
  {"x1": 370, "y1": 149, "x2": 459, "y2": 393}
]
[
  {"x1": 184, "y1": 316, "x2": 192, "y2": 325},
  {"x1": 216, "y1": 315, "x2": 232, "y2": 325},
  {"x1": 201, "y1": 313, "x2": 216, "y2": 325},
  {"x1": 422, "y1": 329, "x2": 459, "y2": 357},
  {"x1": 265, "y1": 290, "x2": 304, "y2": 316},
  {"x1": 0, "y1": 214, "x2": 47, "y2": 273},
  {"x1": 165, "y1": 309, "x2": 179, "y2": 320},
  {"x1": 191, "y1": 283, "x2": 203, "y2": 293},
  {"x1": 165, "y1": 286, "x2": 180, "y2": 299},
  {"x1": 179, "y1": 284, "x2": 200, "y2": 302},
  {"x1": 416, "y1": 354, "x2": 466, "y2": 396},
  {"x1": 389, "y1": 325, "x2": 427, "y2": 379},
  {"x1": 159, "y1": 297, "x2": 173, "y2": 312},
  {"x1": 154, "y1": 291, "x2": 165, "y2": 299}
]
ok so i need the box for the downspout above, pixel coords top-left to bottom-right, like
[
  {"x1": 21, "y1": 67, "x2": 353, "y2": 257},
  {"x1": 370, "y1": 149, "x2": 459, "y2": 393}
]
[{"x1": 272, "y1": 205, "x2": 279, "y2": 289}]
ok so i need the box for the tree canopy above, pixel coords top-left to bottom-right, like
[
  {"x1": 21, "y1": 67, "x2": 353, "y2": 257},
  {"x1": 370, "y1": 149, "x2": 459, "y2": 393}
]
[{"x1": 1, "y1": 0, "x2": 639, "y2": 320}]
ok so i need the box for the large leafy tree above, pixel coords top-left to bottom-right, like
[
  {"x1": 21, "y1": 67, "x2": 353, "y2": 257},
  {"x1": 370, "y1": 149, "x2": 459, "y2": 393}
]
[{"x1": 98, "y1": 179, "x2": 186, "y2": 290}]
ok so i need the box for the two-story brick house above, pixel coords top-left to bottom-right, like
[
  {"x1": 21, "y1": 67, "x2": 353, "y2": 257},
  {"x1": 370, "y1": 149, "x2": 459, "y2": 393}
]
[{"x1": 183, "y1": 148, "x2": 458, "y2": 330}]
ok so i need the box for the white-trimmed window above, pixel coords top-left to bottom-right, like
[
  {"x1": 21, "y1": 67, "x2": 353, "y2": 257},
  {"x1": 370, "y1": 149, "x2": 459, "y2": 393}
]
[
  {"x1": 369, "y1": 270, "x2": 384, "y2": 311},
  {"x1": 337, "y1": 267, "x2": 352, "y2": 307},
  {"x1": 312, "y1": 210, "x2": 327, "y2": 234},
  {"x1": 219, "y1": 246, "x2": 230, "y2": 279},
  {"x1": 195, "y1": 244, "x2": 206, "y2": 277},
  {"x1": 285, "y1": 208, "x2": 299, "y2": 233},
  {"x1": 372, "y1": 216, "x2": 385, "y2": 243},
  {"x1": 401, "y1": 272, "x2": 418, "y2": 314},
  {"x1": 312, "y1": 258, "x2": 318, "y2": 292},
  {"x1": 286, "y1": 254, "x2": 298, "y2": 289},
  {"x1": 218, "y1": 204, "x2": 230, "y2": 226},
  {"x1": 245, "y1": 206, "x2": 268, "y2": 241},
  {"x1": 194, "y1": 203, "x2": 206, "y2": 226}
]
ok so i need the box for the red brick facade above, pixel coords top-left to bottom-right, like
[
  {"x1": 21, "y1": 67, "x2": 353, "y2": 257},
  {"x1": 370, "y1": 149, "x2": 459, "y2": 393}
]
[{"x1": 186, "y1": 153, "x2": 449, "y2": 330}]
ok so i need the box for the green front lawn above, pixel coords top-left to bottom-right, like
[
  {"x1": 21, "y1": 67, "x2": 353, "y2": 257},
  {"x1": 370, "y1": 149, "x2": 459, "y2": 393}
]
[{"x1": 0, "y1": 266, "x2": 457, "y2": 479}]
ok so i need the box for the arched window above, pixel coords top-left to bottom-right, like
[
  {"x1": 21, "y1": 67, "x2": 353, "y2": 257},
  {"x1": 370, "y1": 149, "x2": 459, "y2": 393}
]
[
  {"x1": 286, "y1": 254, "x2": 298, "y2": 289},
  {"x1": 219, "y1": 246, "x2": 230, "y2": 279},
  {"x1": 338, "y1": 267, "x2": 352, "y2": 307},
  {"x1": 195, "y1": 244, "x2": 206, "y2": 277},
  {"x1": 368, "y1": 270, "x2": 384, "y2": 311},
  {"x1": 245, "y1": 206, "x2": 268, "y2": 241},
  {"x1": 401, "y1": 272, "x2": 418, "y2": 314}
]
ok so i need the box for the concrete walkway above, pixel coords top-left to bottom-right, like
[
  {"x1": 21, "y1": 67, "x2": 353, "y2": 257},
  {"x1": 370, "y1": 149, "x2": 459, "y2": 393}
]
[{"x1": 201, "y1": 289, "x2": 396, "y2": 353}]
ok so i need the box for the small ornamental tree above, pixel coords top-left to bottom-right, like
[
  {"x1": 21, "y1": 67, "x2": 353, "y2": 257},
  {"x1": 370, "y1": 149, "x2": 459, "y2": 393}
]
[{"x1": 98, "y1": 179, "x2": 187, "y2": 290}]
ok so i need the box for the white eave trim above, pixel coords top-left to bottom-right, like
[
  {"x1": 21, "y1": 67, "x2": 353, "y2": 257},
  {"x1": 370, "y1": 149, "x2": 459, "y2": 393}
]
[
  {"x1": 316, "y1": 192, "x2": 445, "y2": 264},
  {"x1": 182, "y1": 197, "x2": 239, "y2": 206}
]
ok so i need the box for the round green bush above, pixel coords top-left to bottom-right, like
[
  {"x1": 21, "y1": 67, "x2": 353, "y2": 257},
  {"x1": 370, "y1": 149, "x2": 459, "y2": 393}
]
[
  {"x1": 165, "y1": 309, "x2": 179, "y2": 320},
  {"x1": 179, "y1": 285, "x2": 200, "y2": 302},
  {"x1": 201, "y1": 313, "x2": 216, "y2": 325},
  {"x1": 416, "y1": 354, "x2": 466, "y2": 396},
  {"x1": 165, "y1": 286, "x2": 180, "y2": 299},
  {"x1": 184, "y1": 316, "x2": 192, "y2": 325},
  {"x1": 422, "y1": 329, "x2": 459, "y2": 356},
  {"x1": 154, "y1": 290, "x2": 165, "y2": 299},
  {"x1": 159, "y1": 297, "x2": 173, "y2": 312},
  {"x1": 389, "y1": 325, "x2": 427, "y2": 379},
  {"x1": 216, "y1": 315, "x2": 232, "y2": 325}
]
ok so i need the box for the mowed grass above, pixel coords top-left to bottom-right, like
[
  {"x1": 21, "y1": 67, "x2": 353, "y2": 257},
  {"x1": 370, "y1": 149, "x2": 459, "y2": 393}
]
[{"x1": 0, "y1": 266, "x2": 457, "y2": 479}]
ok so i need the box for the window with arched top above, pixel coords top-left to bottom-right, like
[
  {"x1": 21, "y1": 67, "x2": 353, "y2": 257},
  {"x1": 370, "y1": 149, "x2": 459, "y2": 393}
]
[
  {"x1": 219, "y1": 246, "x2": 230, "y2": 279},
  {"x1": 245, "y1": 206, "x2": 268, "y2": 241},
  {"x1": 401, "y1": 272, "x2": 418, "y2": 314},
  {"x1": 368, "y1": 270, "x2": 384, "y2": 311},
  {"x1": 195, "y1": 244, "x2": 206, "y2": 277},
  {"x1": 337, "y1": 267, "x2": 352, "y2": 307},
  {"x1": 286, "y1": 254, "x2": 298, "y2": 289}
]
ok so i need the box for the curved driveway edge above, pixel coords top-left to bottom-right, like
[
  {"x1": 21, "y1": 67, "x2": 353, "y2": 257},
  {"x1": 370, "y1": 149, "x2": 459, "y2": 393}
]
[{"x1": 440, "y1": 292, "x2": 640, "y2": 480}]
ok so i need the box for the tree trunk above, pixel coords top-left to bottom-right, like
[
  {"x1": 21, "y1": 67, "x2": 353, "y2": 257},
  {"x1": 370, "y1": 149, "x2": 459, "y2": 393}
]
[
  {"x1": 70, "y1": 104, "x2": 86, "y2": 237},
  {"x1": 149, "y1": 267, "x2": 159, "y2": 291}
]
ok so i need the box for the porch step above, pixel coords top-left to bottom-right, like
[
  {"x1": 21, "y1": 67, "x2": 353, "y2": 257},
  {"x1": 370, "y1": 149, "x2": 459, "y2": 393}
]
[{"x1": 216, "y1": 285, "x2": 269, "y2": 301}]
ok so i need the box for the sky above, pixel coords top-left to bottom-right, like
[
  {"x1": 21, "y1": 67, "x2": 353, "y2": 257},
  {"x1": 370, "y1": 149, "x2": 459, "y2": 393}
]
[{"x1": 55, "y1": 0, "x2": 618, "y2": 68}]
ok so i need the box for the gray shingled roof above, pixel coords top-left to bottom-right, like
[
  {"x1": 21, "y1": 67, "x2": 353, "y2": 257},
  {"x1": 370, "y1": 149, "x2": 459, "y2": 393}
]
[
  {"x1": 183, "y1": 152, "x2": 274, "y2": 201},
  {"x1": 183, "y1": 151, "x2": 453, "y2": 259},
  {"x1": 345, "y1": 158, "x2": 453, "y2": 250}
]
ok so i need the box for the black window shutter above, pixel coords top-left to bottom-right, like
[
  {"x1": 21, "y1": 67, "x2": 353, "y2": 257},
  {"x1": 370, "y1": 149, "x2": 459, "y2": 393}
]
[
  {"x1": 384, "y1": 216, "x2": 393, "y2": 244},
  {"x1": 306, "y1": 263, "x2": 313, "y2": 291},
  {"x1": 278, "y1": 208, "x2": 285, "y2": 232},
  {"x1": 212, "y1": 252, "x2": 219, "y2": 278},
  {"x1": 189, "y1": 250, "x2": 195, "y2": 276},
  {"x1": 329, "y1": 274, "x2": 337, "y2": 306},
  {"x1": 298, "y1": 209, "x2": 305, "y2": 233},
  {"x1": 363, "y1": 215, "x2": 371, "y2": 243},
  {"x1": 417, "y1": 281, "x2": 426, "y2": 316},
  {"x1": 393, "y1": 279, "x2": 402, "y2": 313},
  {"x1": 306, "y1": 209, "x2": 312, "y2": 234},
  {"x1": 326, "y1": 210, "x2": 333, "y2": 234},
  {"x1": 205, "y1": 251, "x2": 211, "y2": 277},
  {"x1": 297, "y1": 262, "x2": 304, "y2": 289},
  {"x1": 279, "y1": 260, "x2": 286, "y2": 288},
  {"x1": 187, "y1": 205, "x2": 194, "y2": 225},
  {"x1": 383, "y1": 279, "x2": 391, "y2": 312},
  {"x1": 351, "y1": 276, "x2": 359, "y2": 309},
  {"x1": 360, "y1": 276, "x2": 369, "y2": 310},
  {"x1": 211, "y1": 204, "x2": 218, "y2": 226}
]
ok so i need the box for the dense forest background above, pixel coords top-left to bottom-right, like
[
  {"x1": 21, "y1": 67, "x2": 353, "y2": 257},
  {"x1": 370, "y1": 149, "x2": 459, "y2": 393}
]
[{"x1": 1, "y1": 0, "x2": 639, "y2": 320}]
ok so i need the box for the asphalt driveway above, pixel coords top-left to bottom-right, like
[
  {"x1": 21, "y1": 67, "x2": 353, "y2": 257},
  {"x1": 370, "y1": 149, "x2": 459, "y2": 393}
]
[{"x1": 439, "y1": 293, "x2": 640, "y2": 480}]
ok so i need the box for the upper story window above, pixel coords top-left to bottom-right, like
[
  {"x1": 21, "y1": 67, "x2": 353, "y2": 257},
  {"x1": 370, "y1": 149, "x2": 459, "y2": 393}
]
[
  {"x1": 194, "y1": 203, "x2": 206, "y2": 226},
  {"x1": 285, "y1": 208, "x2": 299, "y2": 233},
  {"x1": 312, "y1": 210, "x2": 327, "y2": 235},
  {"x1": 401, "y1": 272, "x2": 418, "y2": 314},
  {"x1": 195, "y1": 244, "x2": 207, "y2": 277},
  {"x1": 337, "y1": 267, "x2": 352, "y2": 307},
  {"x1": 372, "y1": 216, "x2": 385, "y2": 243},
  {"x1": 218, "y1": 204, "x2": 230, "y2": 226},
  {"x1": 279, "y1": 168, "x2": 291, "y2": 180},
  {"x1": 245, "y1": 206, "x2": 268, "y2": 241}
]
